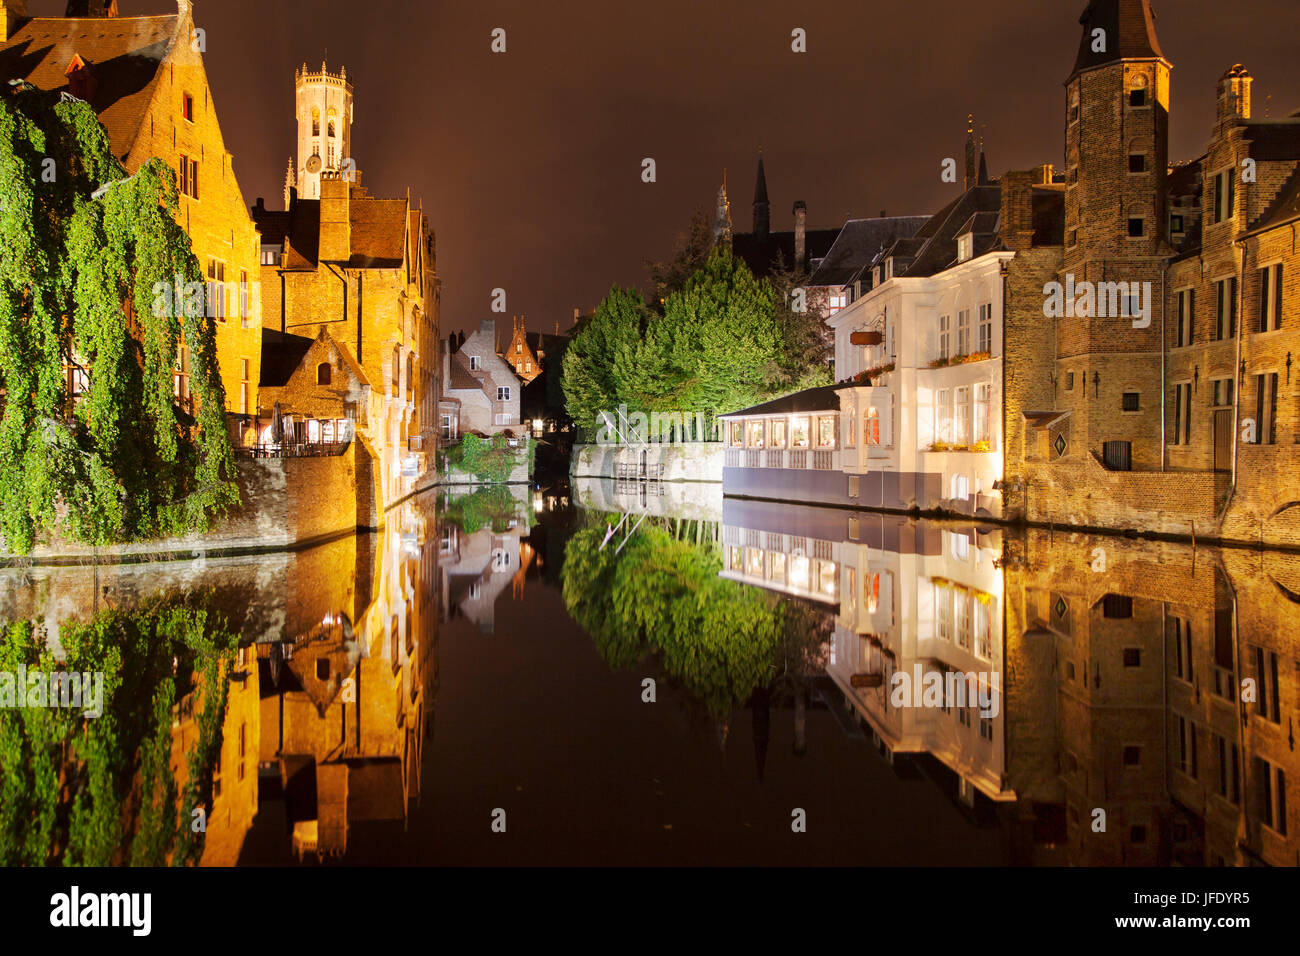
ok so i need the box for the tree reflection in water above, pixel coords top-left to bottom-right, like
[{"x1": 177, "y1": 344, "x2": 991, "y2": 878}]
[{"x1": 0, "y1": 593, "x2": 236, "y2": 866}]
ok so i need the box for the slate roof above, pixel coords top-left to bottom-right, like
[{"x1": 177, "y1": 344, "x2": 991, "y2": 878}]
[
  {"x1": 251, "y1": 194, "x2": 409, "y2": 270},
  {"x1": 806, "y1": 216, "x2": 930, "y2": 288},
  {"x1": 1248, "y1": 162, "x2": 1300, "y2": 236},
  {"x1": 1070, "y1": 0, "x2": 1164, "y2": 79},
  {"x1": 720, "y1": 383, "x2": 855, "y2": 419},
  {"x1": 877, "y1": 186, "x2": 1004, "y2": 277},
  {"x1": 0, "y1": 13, "x2": 179, "y2": 160}
]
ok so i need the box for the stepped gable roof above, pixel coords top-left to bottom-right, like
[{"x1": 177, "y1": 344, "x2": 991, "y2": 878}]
[
  {"x1": 720, "y1": 383, "x2": 855, "y2": 419},
  {"x1": 1248, "y1": 162, "x2": 1300, "y2": 236},
  {"x1": 1070, "y1": 0, "x2": 1164, "y2": 79},
  {"x1": 0, "y1": 13, "x2": 179, "y2": 159},
  {"x1": 806, "y1": 216, "x2": 931, "y2": 287}
]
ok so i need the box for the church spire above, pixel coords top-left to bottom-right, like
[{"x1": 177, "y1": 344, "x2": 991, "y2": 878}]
[
  {"x1": 283, "y1": 156, "x2": 296, "y2": 209},
  {"x1": 752, "y1": 150, "x2": 770, "y2": 239},
  {"x1": 964, "y1": 114, "x2": 977, "y2": 191},
  {"x1": 714, "y1": 170, "x2": 733, "y2": 249}
]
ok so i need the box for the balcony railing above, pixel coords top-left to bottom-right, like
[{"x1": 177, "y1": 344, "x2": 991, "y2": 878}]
[{"x1": 237, "y1": 441, "x2": 350, "y2": 459}]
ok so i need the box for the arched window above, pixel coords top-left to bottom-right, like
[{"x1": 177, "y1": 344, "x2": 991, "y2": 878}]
[
  {"x1": 327, "y1": 107, "x2": 337, "y2": 138},
  {"x1": 317, "y1": 362, "x2": 331, "y2": 385},
  {"x1": 311, "y1": 107, "x2": 320, "y2": 137}
]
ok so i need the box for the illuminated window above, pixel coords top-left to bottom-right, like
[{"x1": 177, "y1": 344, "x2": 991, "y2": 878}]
[
  {"x1": 817, "y1": 560, "x2": 837, "y2": 598},
  {"x1": 746, "y1": 420, "x2": 765, "y2": 448},
  {"x1": 865, "y1": 407, "x2": 881, "y2": 446},
  {"x1": 311, "y1": 107, "x2": 320, "y2": 136},
  {"x1": 745, "y1": 548, "x2": 764, "y2": 577},
  {"x1": 768, "y1": 552, "x2": 786, "y2": 584},
  {"x1": 790, "y1": 417, "x2": 810, "y2": 449},
  {"x1": 769, "y1": 419, "x2": 787, "y2": 448},
  {"x1": 789, "y1": 554, "x2": 811, "y2": 590},
  {"x1": 844, "y1": 408, "x2": 856, "y2": 447},
  {"x1": 729, "y1": 422, "x2": 743, "y2": 447},
  {"x1": 817, "y1": 416, "x2": 836, "y2": 448}
]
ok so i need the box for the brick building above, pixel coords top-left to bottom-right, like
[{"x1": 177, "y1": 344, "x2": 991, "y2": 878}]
[
  {"x1": 0, "y1": 0, "x2": 265, "y2": 426},
  {"x1": 252, "y1": 61, "x2": 439, "y2": 508},
  {"x1": 438, "y1": 318, "x2": 523, "y2": 440}
]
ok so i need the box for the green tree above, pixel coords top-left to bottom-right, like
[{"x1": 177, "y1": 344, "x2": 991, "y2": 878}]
[
  {"x1": 561, "y1": 285, "x2": 648, "y2": 438},
  {"x1": 0, "y1": 84, "x2": 237, "y2": 554},
  {"x1": 645, "y1": 206, "x2": 714, "y2": 305},
  {"x1": 767, "y1": 253, "x2": 833, "y2": 391}
]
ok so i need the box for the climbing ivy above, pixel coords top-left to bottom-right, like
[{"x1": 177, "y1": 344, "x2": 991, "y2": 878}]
[{"x1": 0, "y1": 84, "x2": 237, "y2": 555}]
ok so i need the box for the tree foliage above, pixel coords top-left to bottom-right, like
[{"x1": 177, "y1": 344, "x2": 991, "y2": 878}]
[
  {"x1": 0, "y1": 85, "x2": 237, "y2": 554},
  {"x1": 563, "y1": 243, "x2": 827, "y2": 437}
]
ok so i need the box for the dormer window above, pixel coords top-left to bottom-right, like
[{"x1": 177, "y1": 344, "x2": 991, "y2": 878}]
[{"x1": 957, "y1": 233, "x2": 973, "y2": 263}]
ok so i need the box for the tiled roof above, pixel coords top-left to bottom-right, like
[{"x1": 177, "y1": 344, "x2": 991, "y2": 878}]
[
  {"x1": 447, "y1": 353, "x2": 479, "y2": 391},
  {"x1": 259, "y1": 330, "x2": 315, "y2": 388},
  {"x1": 348, "y1": 198, "x2": 407, "y2": 268},
  {"x1": 0, "y1": 15, "x2": 178, "y2": 160},
  {"x1": 806, "y1": 216, "x2": 930, "y2": 288}
]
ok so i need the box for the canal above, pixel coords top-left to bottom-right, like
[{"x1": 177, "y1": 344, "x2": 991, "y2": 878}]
[{"x1": 1, "y1": 479, "x2": 1295, "y2": 866}]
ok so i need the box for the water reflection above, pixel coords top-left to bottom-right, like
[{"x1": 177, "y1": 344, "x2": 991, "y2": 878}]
[{"x1": 1, "y1": 479, "x2": 1296, "y2": 866}]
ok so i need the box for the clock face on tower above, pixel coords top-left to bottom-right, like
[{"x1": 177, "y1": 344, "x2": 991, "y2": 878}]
[{"x1": 305, "y1": 154, "x2": 322, "y2": 174}]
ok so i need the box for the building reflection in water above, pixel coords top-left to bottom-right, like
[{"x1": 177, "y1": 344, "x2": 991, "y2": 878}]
[{"x1": 718, "y1": 497, "x2": 1298, "y2": 866}]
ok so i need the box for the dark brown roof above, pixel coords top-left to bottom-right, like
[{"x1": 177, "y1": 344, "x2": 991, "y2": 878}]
[
  {"x1": 721, "y1": 383, "x2": 854, "y2": 419},
  {"x1": 1248, "y1": 162, "x2": 1300, "y2": 236},
  {"x1": 348, "y1": 198, "x2": 407, "y2": 268},
  {"x1": 0, "y1": 14, "x2": 177, "y2": 160},
  {"x1": 732, "y1": 227, "x2": 840, "y2": 278},
  {"x1": 1070, "y1": 0, "x2": 1164, "y2": 79},
  {"x1": 259, "y1": 330, "x2": 315, "y2": 387},
  {"x1": 447, "y1": 353, "x2": 479, "y2": 391}
]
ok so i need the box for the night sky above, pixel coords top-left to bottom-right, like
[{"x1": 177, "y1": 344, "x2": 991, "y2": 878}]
[{"x1": 30, "y1": 0, "x2": 1298, "y2": 333}]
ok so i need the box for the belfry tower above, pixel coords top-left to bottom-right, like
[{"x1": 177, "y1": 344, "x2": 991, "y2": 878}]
[{"x1": 292, "y1": 60, "x2": 355, "y2": 201}]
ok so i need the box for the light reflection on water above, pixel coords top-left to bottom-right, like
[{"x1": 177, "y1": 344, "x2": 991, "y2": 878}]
[{"x1": 1, "y1": 478, "x2": 1296, "y2": 866}]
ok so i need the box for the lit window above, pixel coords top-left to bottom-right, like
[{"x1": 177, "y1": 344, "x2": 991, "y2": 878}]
[
  {"x1": 790, "y1": 417, "x2": 810, "y2": 449},
  {"x1": 769, "y1": 419, "x2": 787, "y2": 448}
]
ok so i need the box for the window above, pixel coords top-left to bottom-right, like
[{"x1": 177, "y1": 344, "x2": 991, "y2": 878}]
[
  {"x1": 1172, "y1": 382, "x2": 1191, "y2": 445},
  {"x1": 979, "y1": 714, "x2": 993, "y2": 741},
  {"x1": 1128, "y1": 153, "x2": 1146, "y2": 173},
  {"x1": 1066, "y1": 371, "x2": 1075, "y2": 391},
  {"x1": 1216, "y1": 734, "x2": 1240, "y2": 804},
  {"x1": 957, "y1": 234, "x2": 973, "y2": 263},
  {"x1": 261, "y1": 247, "x2": 279, "y2": 266},
  {"x1": 974, "y1": 384, "x2": 990, "y2": 443},
  {"x1": 864, "y1": 407, "x2": 880, "y2": 446},
  {"x1": 239, "y1": 359, "x2": 249, "y2": 415},
  {"x1": 1123, "y1": 648, "x2": 1141, "y2": 667},
  {"x1": 954, "y1": 386, "x2": 970, "y2": 444},
  {"x1": 311, "y1": 108, "x2": 320, "y2": 137},
  {"x1": 746, "y1": 420, "x2": 765, "y2": 448},
  {"x1": 178, "y1": 154, "x2": 199, "y2": 199},
  {"x1": 497, "y1": 386, "x2": 511, "y2": 401},
  {"x1": 1171, "y1": 214, "x2": 1185, "y2": 234},
  {"x1": 1252, "y1": 372, "x2": 1278, "y2": 444},
  {"x1": 469, "y1": 355, "x2": 481, "y2": 371},
  {"x1": 827, "y1": 292, "x2": 847, "y2": 315},
  {"x1": 844, "y1": 408, "x2": 856, "y2": 448},
  {"x1": 182, "y1": 92, "x2": 194, "y2": 122},
  {"x1": 173, "y1": 344, "x2": 190, "y2": 409},
  {"x1": 1256, "y1": 758, "x2": 1287, "y2": 835},
  {"x1": 317, "y1": 362, "x2": 332, "y2": 385},
  {"x1": 206, "y1": 259, "x2": 225, "y2": 321},
  {"x1": 1258, "y1": 263, "x2": 1283, "y2": 332},
  {"x1": 1122, "y1": 392, "x2": 1140, "y2": 412},
  {"x1": 769, "y1": 419, "x2": 787, "y2": 448},
  {"x1": 1177, "y1": 716, "x2": 1197, "y2": 778},
  {"x1": 440, "y1": 414, "x2": 454, "y2": 441},
  {"x1": 1068, "y1": 228, "x2": 1078, "y2": 247},
  {"x1": 524, "y1": 361, "x2": 532, "y2": 373},
  {"x1": 938, "y1": 314, "x2": 951, "y2": 360},
  {"x1": 817, "y1": 416, "x2": 836, "y2": 448},
  {"x1": 1102, "y1": 440, "x2": 1132, "y2": 471},
  {"x1": 1123, "y1": 745, "x2": 1142, "y2": 767},
  {"x1": 1252, "y1": 646, "x2": 1281, "y2": 724},
  {"x1": 1171, "y1": 617, "x2": 1193, "y2": 682},
  {"x1": 790, "y1": 417, "x2": 809, "y2": 449},
  {"x1": 1127, "y1": 217, "x2": 1145, "y2": 238},
  {"x1": 1212, "y1": 378, "x2": 1233, "y2": 407},
  {"x1": 729, "y1": 422, "x2": 743, "y2": 447},
  {"x1": 1214, "y1": 278, "x2": 1237, "y2": 340},
  {"x1": 956, "y1": 309, "x2": 970, "y2": 356},
  {"x1": 977, "y1": 303, "x2": 992, "y2": 354},
  {"x1": 1175, "y1": 289, "x2": 1193, "y2": 346},
  {"x1": 238, "y1": 269, "x2": 250, "y2": 326},
  {"x1": 1129, "y1": 88, "x2": 1147, "y2": 107},
  {"x1": 1212, "y1": 169, "x2": 1236, "y2": 225},
  {"x1": 1103, "y1": 595, "x2": 1133, "y2": 618},
  {"x1": 391, "y1": 347, "x2": 401, "y2": 397},
  {"x1": 937, "y1": 389, "x2": 953, "y2": 443}
]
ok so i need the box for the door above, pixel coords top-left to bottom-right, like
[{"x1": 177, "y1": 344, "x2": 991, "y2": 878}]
[{"x1": 1213, "y1": 409, "x2": 1231, "y2": 471}]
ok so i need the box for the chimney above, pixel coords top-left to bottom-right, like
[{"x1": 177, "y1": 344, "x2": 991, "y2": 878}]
[
  {"x1": 1216, "y1": 64, "x2": 1253, "y2": 127},
  {"x1": 1, "y1": 0, "x2": 28, "y2": 42},
  {"x1": 318, "y1": 173, "x2": 351, "y2": 261},
  {"x1": 480, "y1": 317, "x2": 496, "y2": 341},
  {"x1": 998, "y1": 169, "x2": 1036, "y2": 253},
  {"x1": 792, "y1": 201, "x2": 807, "y2": 268}
]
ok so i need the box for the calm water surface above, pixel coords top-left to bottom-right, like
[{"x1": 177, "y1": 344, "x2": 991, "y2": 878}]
[{"x1": 1, "y1": 478, "x2": 1295, "y2": 866}]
